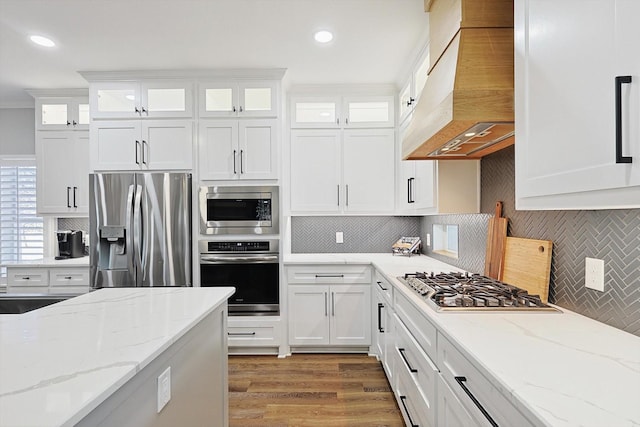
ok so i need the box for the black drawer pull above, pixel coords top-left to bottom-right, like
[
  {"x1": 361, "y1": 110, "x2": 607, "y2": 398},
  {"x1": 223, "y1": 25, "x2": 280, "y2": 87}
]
[
  {"x1": 455, "y1": 376, "x2": 499, "y2": 427},
  {"x1": 315, "y1": 274, "x2": 344, "y2": 278},
  {"x1": 228, "y1": 332, "x2": 256, "y2": 336},
  {"x1": 398, "y1": 348, "x2": 418, "y2": 373},
  {"x1": 399, "y1": 396, "x2": 419, "y2": 427},
  {"x1": 64, "y1": 276, "x2": 73, "y2": 280},
  {"x1": 377, "y1": 303, "x2": 384, "y2": 333},
  {"x1": 376, "y1": 280, "x2": 388, "y2": 291}
]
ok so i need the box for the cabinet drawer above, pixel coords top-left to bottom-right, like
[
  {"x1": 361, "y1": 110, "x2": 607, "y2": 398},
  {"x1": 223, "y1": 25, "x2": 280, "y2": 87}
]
[
  {"x1": 395, "y1": 291, "x2": 437, "y2": 361},
  {"x1": 50, "y1": 268, "x2": 90, "y2": 288},
  {"x1": 395, "y1": 357, "x2": 434, "y2": 427},
  {"x1": 394, "y1": 313, "x2": 438, "y2": 415},
  {"x1": 438, "y1": 334, "x2": 536, "y2": 427},
  {"x1": 286, "y1": 265, "x2": 371, "y2": 284},
  {"x1": 373, "y1": 270, "x2": 393, "y2": 304},
  {"x1": 7, "y1": 268, "x2": 49, "y2": 287},
  {"x1": 227, "y1": 319, "x2": 281, "y2": 347},
  {"x1": 437, "y1": 375, "x2": 479, "y2": 427}
]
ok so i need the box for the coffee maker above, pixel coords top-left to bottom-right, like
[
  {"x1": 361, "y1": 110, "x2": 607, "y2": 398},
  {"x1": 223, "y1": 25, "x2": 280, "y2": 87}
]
[{"x1": 56, "y1": 230, "x2": 84, "y2": 259}]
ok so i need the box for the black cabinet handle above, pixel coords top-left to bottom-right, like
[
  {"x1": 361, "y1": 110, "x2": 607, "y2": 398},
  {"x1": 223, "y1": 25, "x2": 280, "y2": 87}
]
[
  {"x1": 315, "y1": 274, "x2": 344, "y2": 278},
  {"x1": 239, "y1": 106, "x2": 244, "y2": 113},
  {"x1": 141, "y1": 140, "x2": 147, "y2": 164},
  {"x1": 407, "y1": 177, "x2": 416, "y2": 203},
  {"x1": 398, "y1": 348, "x2": 418, "y2": 373},
  {"x1": 406, "y1": 97, "x2": 415, "y2": 107},
  {"x1": 615, "y1": 75, "x2": 633, "y2": 164},
  {"x1": 455, "y1": 376, "x2": 499, "y2": 427},
  {"x1": 66, "y1": 120, "x2": 71, "y2": 126},
  {"x1": 228, "y1": 332, "x2": 256, "y2": 336},
  {"x1": 376, "y1": 280, "x2": 388, "y2": 291},
  {"x1": 399, "y1": 396, "x2": 419, "y2": 427},
  {"x1": 240, "y1": 149, "x2": 244, "y2": 174},
  {"x1": 135, "y1": 107, "x2": 140, "y2": 114},
  {"x1": 233, "y1": 150, "x2": 237, "y2": 174},
  {"x1": 66, "y1": 186, "x2": 71, "y2": 208},
  {"x1": 72, "y1": 120, "x2": 77, "y2": 126},
  {"x1": 73, "y1": 186, "x2": 77, "y2": 208},
  {"x1": 135, "y1": 140, "x2": 140, "y2": 165},
  {"x1": 377, "y1": 303, "x2": 385, "y2": 332}
]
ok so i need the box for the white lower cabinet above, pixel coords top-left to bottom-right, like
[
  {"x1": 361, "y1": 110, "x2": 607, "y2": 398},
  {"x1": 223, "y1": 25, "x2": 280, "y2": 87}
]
[
  {"x1": 287, "y1": 265, "x2": 371, "y2": 348},
  {"x1": 7, "y1": 266, "x2": 90, "y2": 294},
  {"x1": 437, "y1": 334, "x2": 536, "y2": 427},
  {"x1": 437, "y1": 375, "x2": 478, "y2": 427},
  {"x1": 227, "y1": 316, "x2": 282, "y2": 355}
]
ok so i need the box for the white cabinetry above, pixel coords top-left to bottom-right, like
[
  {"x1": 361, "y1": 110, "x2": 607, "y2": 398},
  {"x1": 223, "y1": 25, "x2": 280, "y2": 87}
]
[
  {"x1": 199, "y1": 81, "x2": 278, "y2": 118},
  {"x1": 291, "y1": 95, "x2": 394, "y2": 129},
  {"x1": 90, "y1": 80, "x2": 193, "y2": 119},
  {"x1": 398, "y1": 47, "x2": 431, "y2": 125},
  {"x1": 515, "y1": 0, "x2": 640, "y2": 209},
  {"x1": 28, "y1": 91, "x2": 90, "y2": 215},
  {"x1": 91, "y1": 120, "x2": 193, "y2": 171},
  {"x1": 7, "y1": 266, "x2": 90, "y2": 294},
  {"x1": 37, "y1": 131, "x2": 90, "y2": 214},
  {"x1": 373, "y1": 271, "x2": 395, "y2": 381},
  {"x1": 34, "y1": 96, "x2": 89, "y2": 131},
  {"x1": 287, "y1": 265, "x2": 372, "y2": 349},
  {"x1": 290, "y1": 129, "x2": 395, "y2": 214},
  {"x1": 397, "y1": 120, "x2": 480, "y2": 214},
  {"x1": 227, "y1": 317, "x2": 282, "y2": 355},
  {"x1": 84, "y1": 75, "x2": 195, "y2": 172},
  {"x1": 199, "y1": 119, "x2": 277, "y2": 180}
]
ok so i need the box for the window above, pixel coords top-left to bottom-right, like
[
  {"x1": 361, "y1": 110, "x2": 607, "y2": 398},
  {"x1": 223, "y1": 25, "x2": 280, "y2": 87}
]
[
  {"x1": 0, "y1": 157, "x2": 44, "y2": 279},
  {"x1": 432, "y1": 224, "x2": 459, "y2": 259}
]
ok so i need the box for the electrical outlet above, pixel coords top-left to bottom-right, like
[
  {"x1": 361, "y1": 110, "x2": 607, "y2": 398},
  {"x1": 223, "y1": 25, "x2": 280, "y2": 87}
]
[
  {"x1": 157, "y1": 366, "x2": 171, "y2": 413},
  {"x1": 426, "y1": 233, "x2": 431, "y2": 247},
  {"x1": 336, "y1": 231, "x2": 344, "y2": 244},
  {"x1": 585, "y1": 257, "x2": 605, "y2": 292}
]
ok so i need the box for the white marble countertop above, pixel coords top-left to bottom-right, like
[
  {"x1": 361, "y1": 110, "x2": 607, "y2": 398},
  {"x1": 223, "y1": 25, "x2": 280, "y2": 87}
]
[
  {"x1": 1, "y1": 256, "x2": 90, "y2": 268},
  {"x1": 0, "y1": 287, "x2": 235, "y2": 427},
  {"x1": 285, "y1": 253, "x2": 640, "y2": 427}
]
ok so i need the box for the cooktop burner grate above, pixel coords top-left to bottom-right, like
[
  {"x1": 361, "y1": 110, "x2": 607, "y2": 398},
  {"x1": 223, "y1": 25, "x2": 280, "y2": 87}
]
[{"x1": 398, "y1": 272, "x2": 559, "y2": 312}]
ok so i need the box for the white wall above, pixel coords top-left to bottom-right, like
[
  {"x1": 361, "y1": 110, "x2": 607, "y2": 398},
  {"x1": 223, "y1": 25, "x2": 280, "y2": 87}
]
[{"x1": 0, "y1": 108, "x2": 35, "y2": 155}]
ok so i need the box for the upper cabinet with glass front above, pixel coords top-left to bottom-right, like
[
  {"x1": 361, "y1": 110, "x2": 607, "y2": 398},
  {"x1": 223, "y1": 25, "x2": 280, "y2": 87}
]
[
  {"x1": 28, "y1": 90, "x2": 90, "y2": 131},
  {"x1": 89, "y1": 80, "x2": 194, "y2": 119},
  {"x1": 199, "y1": 80, "x2": 278, "y2": 118},
  {"x1": 290, "y1": 94, "x2": 395, "y2": 129}
]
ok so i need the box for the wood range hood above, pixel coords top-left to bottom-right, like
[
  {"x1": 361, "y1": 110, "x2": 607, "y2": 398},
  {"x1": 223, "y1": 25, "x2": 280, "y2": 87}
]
[{"x1": 403, "y1": 0, "x2": 514, "y2": 160}]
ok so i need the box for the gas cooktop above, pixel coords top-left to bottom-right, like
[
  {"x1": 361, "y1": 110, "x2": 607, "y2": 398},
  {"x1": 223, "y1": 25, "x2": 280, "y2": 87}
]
[{"x1": 397, "y1": 272, "x2": 559, "y2": 312}]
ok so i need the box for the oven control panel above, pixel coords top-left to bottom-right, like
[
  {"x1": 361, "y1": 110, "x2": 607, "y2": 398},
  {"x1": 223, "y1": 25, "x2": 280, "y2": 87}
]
[{"x1": 200, "y1": 239, "x2": 280, "y2": 254}]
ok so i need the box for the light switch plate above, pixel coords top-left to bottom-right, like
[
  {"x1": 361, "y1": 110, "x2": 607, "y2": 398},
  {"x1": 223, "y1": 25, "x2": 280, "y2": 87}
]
[
  {"x1": 585, "y1": 257, "x2": 605, "y2": 292},
  {"x1": 336, "y1": 231, "x2": 344, "y2": 244},
  {"x1": 157, "y1": 366, "x2": 171, "y2": 413}
]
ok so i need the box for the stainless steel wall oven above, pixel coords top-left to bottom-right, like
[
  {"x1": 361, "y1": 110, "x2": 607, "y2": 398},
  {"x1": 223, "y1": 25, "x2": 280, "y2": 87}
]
[
  {"x1": 199, "y1": 239, "x2": 279, "y2": 316},
  {"x1": 199, "y1": 185, "x2": 279, "y2": 235}
]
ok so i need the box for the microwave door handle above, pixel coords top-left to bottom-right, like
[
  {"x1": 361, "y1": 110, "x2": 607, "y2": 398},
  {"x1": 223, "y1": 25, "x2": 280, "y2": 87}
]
[
  {"x1": 133, "y1": 184, "x2": 143, "y2": 286},
  {"x1": 200, "y1": 255, "x2": 279, "y2": 263}
]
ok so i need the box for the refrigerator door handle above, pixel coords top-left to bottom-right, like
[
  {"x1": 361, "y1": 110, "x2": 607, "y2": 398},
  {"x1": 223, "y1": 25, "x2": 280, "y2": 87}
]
[
  {"x1": 125, "y1": 184, "x2": 135, "y2": 276},
  {"x1": 132, "y1": 184, "x2": 143, "y2": 285}
]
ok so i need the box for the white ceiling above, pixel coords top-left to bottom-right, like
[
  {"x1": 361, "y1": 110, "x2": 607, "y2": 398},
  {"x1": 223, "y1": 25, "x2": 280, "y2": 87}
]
[{"x1": 0, "y1": 0, "x2": 430, "y2": 108}]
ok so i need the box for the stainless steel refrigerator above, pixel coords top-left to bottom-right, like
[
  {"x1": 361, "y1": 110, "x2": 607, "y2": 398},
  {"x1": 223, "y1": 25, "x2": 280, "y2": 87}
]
[{"x1": 89, "y1": 172, "x2": 192, "y2": 288}]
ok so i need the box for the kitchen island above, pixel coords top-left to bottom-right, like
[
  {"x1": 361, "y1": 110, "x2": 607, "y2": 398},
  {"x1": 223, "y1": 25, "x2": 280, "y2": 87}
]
[
  {"x1": 0, "y1": 287, "x2": 235, "y2": 427},
  {"x1": 284, "y1": 253, "x2": 640, "y2": 427}
]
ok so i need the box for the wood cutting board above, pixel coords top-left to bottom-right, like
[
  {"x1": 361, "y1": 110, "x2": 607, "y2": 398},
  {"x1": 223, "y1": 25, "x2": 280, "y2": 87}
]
[
  {"x1": 484, "y1": 201, "x2": 508, "y2": 279},
  {"x1": 501, "y1": 237, "x2": 553, "y2": 303}
]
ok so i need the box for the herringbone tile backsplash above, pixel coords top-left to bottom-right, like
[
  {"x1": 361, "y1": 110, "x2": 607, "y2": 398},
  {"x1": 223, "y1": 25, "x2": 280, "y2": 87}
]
[{"x1": 423, "y1": 146, "x2": 640, "y2": 336}]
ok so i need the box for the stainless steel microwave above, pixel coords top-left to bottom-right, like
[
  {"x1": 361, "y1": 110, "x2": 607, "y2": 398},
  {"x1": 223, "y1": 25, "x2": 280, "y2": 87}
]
[{"x1": 199, "y1": 185, "x2": 279, "y2": 235}]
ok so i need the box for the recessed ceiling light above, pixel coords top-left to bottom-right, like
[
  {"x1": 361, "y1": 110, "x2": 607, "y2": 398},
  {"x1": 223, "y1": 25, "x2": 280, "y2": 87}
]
[
  {"x1": 464, "y1": 132, "x2": 476, "y2": 137},
  {"x1": 30, "y1": 35, "x2": 55, "y2": 47},
  {"x1": 314, "y1": 30, "x2": 333, "y2": 44}
]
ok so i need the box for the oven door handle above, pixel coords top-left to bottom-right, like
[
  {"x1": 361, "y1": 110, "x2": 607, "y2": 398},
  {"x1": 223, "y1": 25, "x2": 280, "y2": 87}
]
[{"x1": 200, "y1": 255, "x2": 279, "y2": 264}]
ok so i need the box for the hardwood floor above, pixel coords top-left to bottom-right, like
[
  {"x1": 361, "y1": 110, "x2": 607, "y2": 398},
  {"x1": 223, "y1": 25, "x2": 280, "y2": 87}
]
[{"x1": 228, "y1": 354, "x2": 404, "y2": 427}]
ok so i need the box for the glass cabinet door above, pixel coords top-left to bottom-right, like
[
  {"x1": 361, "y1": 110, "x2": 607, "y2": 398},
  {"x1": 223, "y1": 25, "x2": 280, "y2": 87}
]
[
  {"x1": 141, "y1": 81, "x2": 193, "y2": 118},
  {"x1": 344, "y1": 96, "x2": 395, "y2": 128},
  {"x1": 199, "y1": 83, "x2": 237, "y2": 117},
  {"x1": 91, "y1": 82, "x2": 140, "y2": 119},
  {"x1": 239, "y1": 81, "x2": 277, "y2": 117},
  {"x1": 290, "y1": 97, "x2": 341, "y2": 128},
  {"x1": 36, "y1": 97, "x2": 90, "y2": 130}
]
